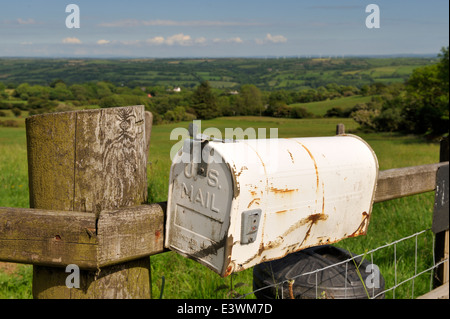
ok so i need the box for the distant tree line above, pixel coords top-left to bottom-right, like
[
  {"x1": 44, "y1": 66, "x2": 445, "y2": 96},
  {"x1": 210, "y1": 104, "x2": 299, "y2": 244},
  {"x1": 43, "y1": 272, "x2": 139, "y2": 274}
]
[
  {"x1": 1, "y1": 57, "x2": 429, "y2": 91},
  {"x1": 0, "y1": 48, "x2": 448, "y2": 138},
  {"x1": 327, "y1": 47, "x2": 448, "y2": 138},
  {"x1": 0, "y1": 76, "x2": 365, "y2": 121}
]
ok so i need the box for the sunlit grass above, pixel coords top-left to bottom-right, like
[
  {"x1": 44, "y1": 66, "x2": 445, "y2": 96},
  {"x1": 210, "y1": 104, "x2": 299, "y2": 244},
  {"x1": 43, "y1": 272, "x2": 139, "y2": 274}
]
[{"x1": 0, "y1": 117, "x2": 441, "y2": 299}]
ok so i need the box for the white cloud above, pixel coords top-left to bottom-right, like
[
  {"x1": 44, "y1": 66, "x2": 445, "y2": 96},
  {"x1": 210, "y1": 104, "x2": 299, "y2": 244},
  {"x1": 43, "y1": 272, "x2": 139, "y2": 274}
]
[
  {"x1": 213, "y1": 37, "x2": 244, "y2": 44},
  {"x1": 62, "y1": 37, "x2": 82, "y2": 44},
  {"x1": 99, "y1": 19, "x2": 264, "y2": 28},
  {"x1": 145, "y1": 34, "x2": 205, "y2": 46},
  {"x1": 1, "y1": 18, "x2": 39, "y2": 26},
  {"x1": 146, "y1": 36, "x2": 165, "y2": 45},
  {"x1": 17, "y1": 18, "x2": 36, "y2": 25},
  {"x1": 120, "y1": 40, "x2": 140, "y2": 46},
  {"x1": 100, "y1": 35, "x2": 242, "y2": 47},
  {"x1": 256, "y1": 33, "x2": 287, "y2": 45},
  {"x1": 194, "y1": 37, "x2": 207, "y2": 45},
  {"x1": 266, "y1": 33, "x2": 287, "y2": 43},
  {"x1": 166, "y1": 33, "x2": 193, "y2": 46},
  {"x1": 97, "y1": 39, "x2": 110, "y2": 45}
]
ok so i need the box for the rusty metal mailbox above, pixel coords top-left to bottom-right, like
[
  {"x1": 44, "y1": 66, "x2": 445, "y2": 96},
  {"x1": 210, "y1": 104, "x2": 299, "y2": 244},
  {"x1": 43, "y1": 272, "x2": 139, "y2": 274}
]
[{"x1": 165, "y1": 134, "x2": 378, "y2": 277}]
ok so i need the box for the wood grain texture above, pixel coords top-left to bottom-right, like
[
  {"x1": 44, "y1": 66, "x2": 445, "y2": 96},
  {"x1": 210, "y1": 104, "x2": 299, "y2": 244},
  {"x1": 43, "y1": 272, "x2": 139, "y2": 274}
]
[
  {"x1": 0, "y1": 207, "x2": 97, "y2": 268},
  {"x1": 434, "y1": 137, "x2": 449, "y2": 288},
  {"x1": 417, "y1": 282, "x2": 449, "y2": 299},
  {"x1": 374, "y1": 163, "x2": 447, "y2": 203},
  {"x1": 97, "y1": 203, "x2": 165, "y2": 267},
  {"x1": 145, "y1": 111, "x2": 153, "y2": 162},
  {"x1": 32, "y1": 257, "x2": 151, "y2": 299},
  {"x1": 26, "y1": 106, "x2": 152, "y2": 299},
  {"x1": 26, "y1": 111, "x2": 76, "y2": 211},
  {"x1": 0, "y1": 204, "x2": 166, "y2": 270},
  {"x1": 73, "y1": 107, "x2": 148, "y2": 214}
]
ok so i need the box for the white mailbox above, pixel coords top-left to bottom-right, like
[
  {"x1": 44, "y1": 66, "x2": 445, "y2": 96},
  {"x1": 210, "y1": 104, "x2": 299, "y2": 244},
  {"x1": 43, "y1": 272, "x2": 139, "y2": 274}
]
[{"x1": 165, "y1": 133, "x2": 378, "y2": 277}]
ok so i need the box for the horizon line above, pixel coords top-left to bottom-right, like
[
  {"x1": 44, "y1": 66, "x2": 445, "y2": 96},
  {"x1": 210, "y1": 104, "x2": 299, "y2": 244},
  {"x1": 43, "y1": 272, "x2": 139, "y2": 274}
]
[{"x1": 0, "y1": 53, "x2": 439, "y2": 60}]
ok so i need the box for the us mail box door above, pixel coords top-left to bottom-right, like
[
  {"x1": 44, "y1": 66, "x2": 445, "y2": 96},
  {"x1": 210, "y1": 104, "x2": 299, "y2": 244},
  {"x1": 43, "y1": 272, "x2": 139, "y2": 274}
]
[
  {"x1": 165, "y1": 141, "x2": 235, "y2": 276},
  {"x1": 166, "y1": 135, "x2": 378, "y2": 277}
]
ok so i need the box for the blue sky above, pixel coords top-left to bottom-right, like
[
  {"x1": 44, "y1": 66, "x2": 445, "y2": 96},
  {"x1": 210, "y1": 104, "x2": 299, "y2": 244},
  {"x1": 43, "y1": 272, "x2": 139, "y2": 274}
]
[{"x1": 0, "y1": 0, "x2": 448, "y2": 57}]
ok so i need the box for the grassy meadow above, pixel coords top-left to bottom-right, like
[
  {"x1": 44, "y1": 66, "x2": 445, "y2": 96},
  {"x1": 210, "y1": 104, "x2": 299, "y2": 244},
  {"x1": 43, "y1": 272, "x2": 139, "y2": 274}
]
[
  {"x1": 0, "y1": 115, "x2": 442, "y2": 299},
  {"x1": 0, "y1": 57, "x2": 434, "y2": 90},
  {"x1": 289, "y1": 95, "x2": 373, "y2": 116}
]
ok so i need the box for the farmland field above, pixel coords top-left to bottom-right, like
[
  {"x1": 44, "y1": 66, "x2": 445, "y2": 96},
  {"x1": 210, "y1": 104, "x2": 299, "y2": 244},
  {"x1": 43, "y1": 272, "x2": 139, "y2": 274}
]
[
  {"x1": 0, "y1": 115, "x2": 441, "y2": 299},
  {"x1": 289, "y1": 95, "x2": 373, "y2": 116},
  {"x1": 0, "y1": 57, "x2": 435, "y2": 90}
]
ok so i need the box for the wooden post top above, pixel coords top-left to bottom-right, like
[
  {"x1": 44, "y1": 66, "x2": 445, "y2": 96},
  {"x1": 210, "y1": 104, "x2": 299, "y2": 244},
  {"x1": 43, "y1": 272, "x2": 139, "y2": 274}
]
[{"x1": 25, "y1": 105, "x2": 154, "y2": 299}]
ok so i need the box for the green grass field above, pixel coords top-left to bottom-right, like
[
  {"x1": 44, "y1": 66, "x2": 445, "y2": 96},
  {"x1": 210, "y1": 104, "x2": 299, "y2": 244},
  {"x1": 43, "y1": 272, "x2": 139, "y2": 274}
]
[
  {"x1": 0, "y1": 115, "x2": 441, "y2": 299},
  {"x1": 289, "y1": 95, "x2": 373, "y2": 116},
  {"x1": 0, "y1": 57, "x2": 435, "y2": 91}
]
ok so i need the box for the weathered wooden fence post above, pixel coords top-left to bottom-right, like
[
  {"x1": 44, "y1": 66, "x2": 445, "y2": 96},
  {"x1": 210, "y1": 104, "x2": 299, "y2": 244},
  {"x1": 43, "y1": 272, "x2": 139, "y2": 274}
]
[
  {"x1": 336, "y1": 123, "x2": 345, "y2": 135},
  {"x1": 434, "y1": 136, "x2": 449, "y2": 287},
  {"x1": 26, "y1": 105, "x2": 153, "y2": 299}
]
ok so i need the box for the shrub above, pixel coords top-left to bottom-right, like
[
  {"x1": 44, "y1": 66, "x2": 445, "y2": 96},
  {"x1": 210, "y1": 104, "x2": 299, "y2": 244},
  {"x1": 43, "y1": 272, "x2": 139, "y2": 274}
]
[
  {"x1": 325, "y1": 107, "x2": 352, "y2": 118},
  {"x1": 0, "y1": 120, "x2": 19, "y2": 127},
  {"x1": 375, "y1": 107, "x2": 403, "y2": 132},
  {"x1": 11, "y1": 108, "x2": 21, "y2": 117},
  {"x1": 99, "y1": 95, "x2": 125, "y2": 108},
  {"x1": 351, "y1": 104, "x2": 380, "y2": 131},
  {"x1": 273, "y1": 104, "x2": 291, "y2": 118},
  {"x1": 290, "y1": 106, "x2": 314, "y2": 119}
]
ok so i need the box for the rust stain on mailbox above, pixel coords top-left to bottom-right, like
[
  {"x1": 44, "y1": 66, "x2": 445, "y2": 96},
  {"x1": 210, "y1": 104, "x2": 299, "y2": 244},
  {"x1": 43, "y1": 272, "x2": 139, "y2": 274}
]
[
  {"x1": 294, "y1": 141, "x2": 320, "y2": 190},
  {"x1": 287, "y1": 150, "x2": 295, "y2": 164},
  {"x1": 165, "y1": 135, "x2": 379, "y2": 277},
  {"x1": 348, "y1": 211, "x2": 370, "y2": 238},
  {"x1": 270, "y1": 187, "x2": 299, "y2": 195},
  {"x1": 247, "y1": 198, "x2": 261, "y2": 208}
]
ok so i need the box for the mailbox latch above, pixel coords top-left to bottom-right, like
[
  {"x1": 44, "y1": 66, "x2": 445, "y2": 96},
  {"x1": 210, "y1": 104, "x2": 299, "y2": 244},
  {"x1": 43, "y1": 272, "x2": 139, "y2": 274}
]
[
  {"x1": 187, "y1": 123, "x2": 235, "y2": 177},
  {"x1": 241, "y1": 209, "x2": 262, "y2": 244}
]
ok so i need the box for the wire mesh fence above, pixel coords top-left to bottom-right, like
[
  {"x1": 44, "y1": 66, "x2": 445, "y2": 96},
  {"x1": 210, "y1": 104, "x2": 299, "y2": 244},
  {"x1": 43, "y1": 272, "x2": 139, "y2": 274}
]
[{"x1": 239, "y1": 228, "x2": 448, "y2": 299}]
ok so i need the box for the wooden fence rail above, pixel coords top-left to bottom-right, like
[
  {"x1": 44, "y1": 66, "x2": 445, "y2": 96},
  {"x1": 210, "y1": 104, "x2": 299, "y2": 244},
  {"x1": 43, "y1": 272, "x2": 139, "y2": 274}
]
[
  {"x1": 1, "y1": 162, "x2": 447, "y2": 270},
  {"x1": 0, "y1": 204, "x2": 165, "y2": 270},
  {"x1": 0, "y1": 114, "x2": 448, "y2": 299}
]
